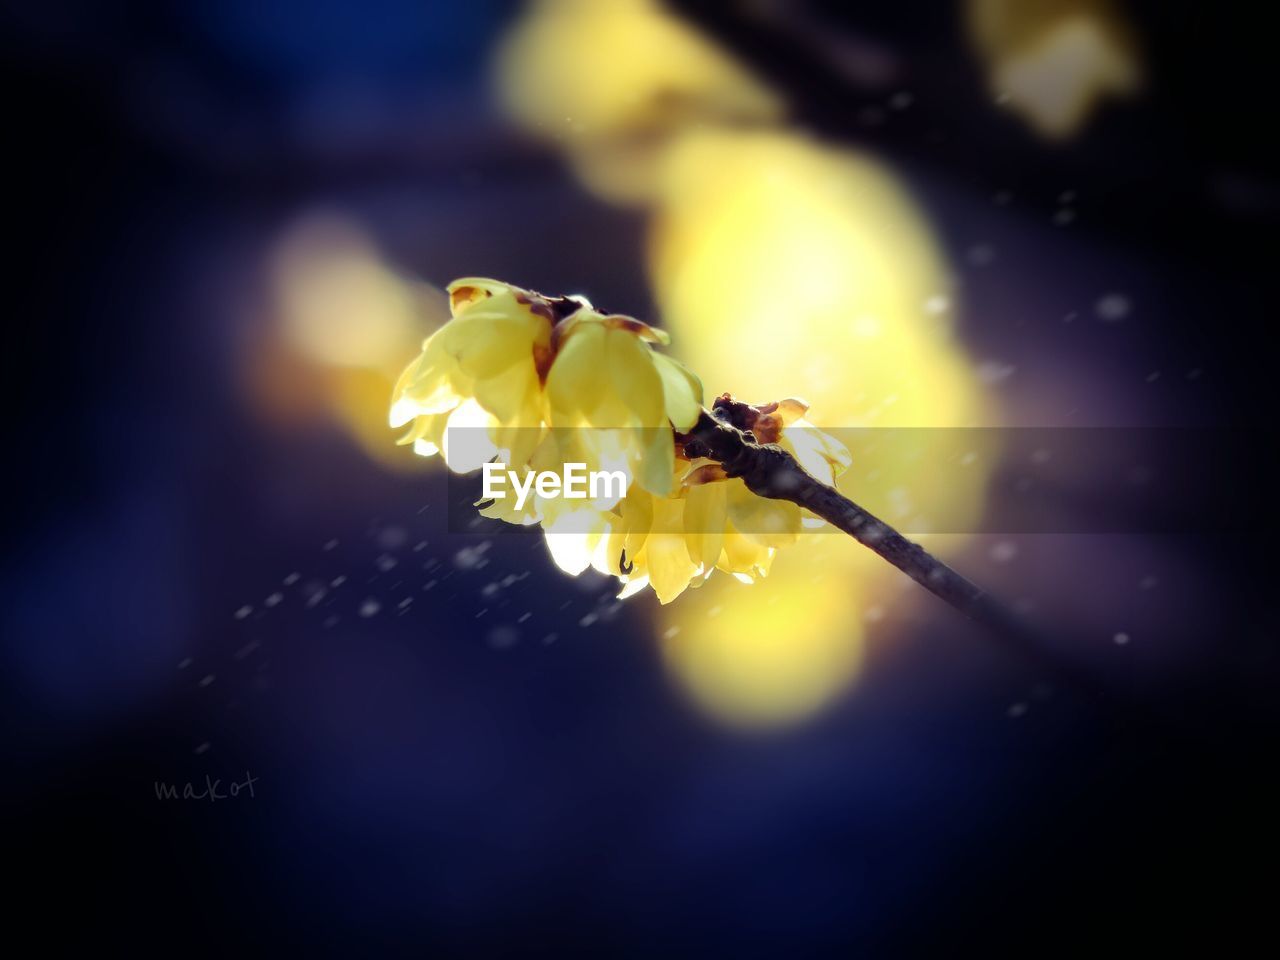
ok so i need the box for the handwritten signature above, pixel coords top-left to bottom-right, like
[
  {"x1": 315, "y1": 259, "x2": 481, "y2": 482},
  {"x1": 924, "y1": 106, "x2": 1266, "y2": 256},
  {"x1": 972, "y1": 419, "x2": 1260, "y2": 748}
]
[{"x1": 154, "y1": 771, "x2": 259, "y2": 802}]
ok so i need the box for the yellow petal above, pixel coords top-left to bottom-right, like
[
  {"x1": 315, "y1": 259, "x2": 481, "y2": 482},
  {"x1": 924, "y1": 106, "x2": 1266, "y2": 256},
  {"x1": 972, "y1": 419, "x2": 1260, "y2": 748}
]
[
  {"x1": 596, "y1": 527, "x2": 629, "y2": 577},
  {"x1": 606, "y1": 327, "x2": 666, "y2": 427},
  {"x1": 682, "y1": 462, "x2": 728, "y2": 486},
  {"x1": 774, "y1": 397, "x2": 810, "y2": 425},
  {"x1": 546, "y1": 322, "x2": 608, "y2": 419},
  {"x1": 473, "y1": 357, "x2": 539, "y2": 425},
  {"x1": 390, "y1": 334, "x2": 467, "y2": 420},
  {"x1": 644, "y1": 498, "x2": 699, "y2": 604},
  {"x1": 544, "y1": 509, "x2": 607, "y2": 576},
  {"x1": 491, "y1": 412, "x2": 543, "y2": 471},
  {"x1": 784, "y1": 419, "x2": 852, "y2": 483},
  {"x1": 653, "y1": 353, "x2": 703, "y2": 430},
  {"x1": 617, "y1": 575, "x2": 650, "y2": 600},
  {"x1": 620, "y1": 486, "x2": 653, "y2": 560},
  {"x1": 718, "y1": 523, "x2": 774, "y2": 580},
  {"x1": 725, "y1": 480, "x2": 801, "y2": 547},
  {"x1": 634, "y1": 425, "x2": 676, "y2": 497},
  {"x1": 557, "y1": 309, "x2": 670, "y2": 345},
  {"x1": 447, "y1": 277, "x2": 518, "y2": 315},
  {"x1": 440, "y1": 399, "x2": 500, "y2": 473},
  {"x1": 397, "y1": 411, "x2": 450, "y2": 456},
  {"x1": 683, "y1": 481, "x2": 727, "y2": 569},
  {"x1": 443, "y1": 305, "x2": 540, "y2": 381}
]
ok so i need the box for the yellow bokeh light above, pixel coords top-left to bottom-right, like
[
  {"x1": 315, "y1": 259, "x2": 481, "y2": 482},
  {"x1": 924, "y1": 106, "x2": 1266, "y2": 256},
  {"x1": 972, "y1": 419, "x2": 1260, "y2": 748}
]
[
  {"x1": 967, "y1": 0, "x2": 1141, "y2": 140},
  {"x1": 648, "y1": 130, "x2": 996, "y2": 726},
  {"x1": 272, "y1": 214, "x2": 434, "y2": 370},
  {"x1": 660, "y1": 548, "x2": 866, "y2": 729},
  {"x1": 651, "y1": 130, "x2": 968, "y2": 421},
  {"x1": 495, "y1": 0, "x2": 781, "y2": 205},
  {"x1": 243, "y1": 213, "x2": 449, "y2": 473}
]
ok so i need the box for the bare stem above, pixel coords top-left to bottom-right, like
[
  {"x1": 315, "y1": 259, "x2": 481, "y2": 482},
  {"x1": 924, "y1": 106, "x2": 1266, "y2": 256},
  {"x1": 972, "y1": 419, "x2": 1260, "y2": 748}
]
[{"x1": 683, "y1": 405, "x2": 1037, "y2": 652}]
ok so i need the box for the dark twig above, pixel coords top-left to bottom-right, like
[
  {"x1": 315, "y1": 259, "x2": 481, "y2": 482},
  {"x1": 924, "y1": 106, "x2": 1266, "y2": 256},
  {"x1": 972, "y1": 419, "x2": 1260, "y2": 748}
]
[{"x1": 683, "y1": 405, "x2": 1033, "y2": 644}]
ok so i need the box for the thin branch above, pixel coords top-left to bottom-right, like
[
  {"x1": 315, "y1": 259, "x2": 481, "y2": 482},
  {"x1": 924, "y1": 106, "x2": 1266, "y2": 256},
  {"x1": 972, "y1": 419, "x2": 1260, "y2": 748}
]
[{"x1": 682, "y1": 401, "x2": 1036, "y2": 651}]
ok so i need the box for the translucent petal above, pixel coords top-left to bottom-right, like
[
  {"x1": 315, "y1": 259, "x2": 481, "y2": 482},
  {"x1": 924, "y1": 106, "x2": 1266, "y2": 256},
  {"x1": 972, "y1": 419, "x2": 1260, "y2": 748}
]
[
  {"x1": 653, "y1": 353, "x2": 704, "y2": 430},
  {"x1": 620, "y1": 487, "x2": 653, "y2": 560},
  {"x1": 473, "y1": 357, "x2": 539, "y2": 425},
  {"x1": 389, "y1": 395, "x2": 423, "y2": 429},
  {"x1": 606, "y1": 327, "x2": 665, "y2": 427},
  {"x1": 444, "y1": 311, "x2": 539, "y2": 381},
  {"x1": 774, "y1": 397, "x2": 809, "y2": 425},
  {"x1": 595, "y1": 528, "x2": 629, "y2": 577},
  {"x1": 726, "y1": 480, "x2": 801, "y2": 547},
  {"x1": 557, "y1": 310, "x2": 670, "y2": 345},
  {"x1": 634, "y1": 425, "x2": 676, "y2": 497},
  {"x1": 441, "y1": 399, "x2": 500, "y2": 473},
  {"x1": 392, "y1": 334, "x2": 467, "y2": 418},
  {"x1": 447, "y1": 277, "x2": 515, "y2": 315},
  {"x1": 785, "y1": 418, "x2": 852, "y2": 481},
  {"x1": 399, "y1": 410, "x2": 450, "y2": 452},
  {"x1": 683, "y1": 481, "x2": 727, "y2": 569},
  {"x1": 546, "y1": 322, "x2": 608, "y2": 419},
  {"x1": 617, "y1": 575, "x2": 650, "y2": 599},
  {"x1": 545, "y1": 532, "x2": 594, "y2": 576},
  {"x1": 719, "y1": 524, "x2": 774, "y2": 579},
  {"x1": 491, "y1": 411, "x2": 544, "y2": 471},
  {"x1": 644, "y1": 499, "x2": 699, "y2": 604}
]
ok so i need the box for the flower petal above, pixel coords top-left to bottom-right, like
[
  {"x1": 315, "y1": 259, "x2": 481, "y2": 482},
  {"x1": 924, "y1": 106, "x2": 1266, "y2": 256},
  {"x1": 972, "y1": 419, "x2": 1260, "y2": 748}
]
[
  {"x1": 440, "y1": 399, "x2": 500, "y2": 473},
  {"x1": 606, "y1": 328, "x2": 665, "y2": 426},
  {"x1": 683, "y1": 481, "x2": 727, "y2": 569},
  {"x1": 546, "y1": 322, "x2": 608, "y2": 419},
  {"x1": 653, "y1": 353, "x2": 704, "y2": 430},
  {"x1": 447, "y1": 277, "x2": 516, "y2": 315}
]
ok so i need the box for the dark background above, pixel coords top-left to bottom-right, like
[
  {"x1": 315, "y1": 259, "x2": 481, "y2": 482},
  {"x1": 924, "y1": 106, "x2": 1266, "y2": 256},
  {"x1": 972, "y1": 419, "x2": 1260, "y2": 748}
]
[{"x1": 3, "y1": 1, "x2": 1276, "y2": 953}]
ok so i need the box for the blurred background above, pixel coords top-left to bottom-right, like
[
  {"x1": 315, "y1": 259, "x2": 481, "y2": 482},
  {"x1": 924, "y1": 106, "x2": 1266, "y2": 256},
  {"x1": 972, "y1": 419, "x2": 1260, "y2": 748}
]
[{"x1": 3, "y1": 0, "x2": 1276, "y2": 952}]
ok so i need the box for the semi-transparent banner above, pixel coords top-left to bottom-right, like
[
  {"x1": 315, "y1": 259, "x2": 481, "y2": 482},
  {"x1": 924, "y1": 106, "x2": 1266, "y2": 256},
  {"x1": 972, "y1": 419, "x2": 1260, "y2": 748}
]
[{"x1": 435, "y1": 427, "x2": 1271, "y2": 535}]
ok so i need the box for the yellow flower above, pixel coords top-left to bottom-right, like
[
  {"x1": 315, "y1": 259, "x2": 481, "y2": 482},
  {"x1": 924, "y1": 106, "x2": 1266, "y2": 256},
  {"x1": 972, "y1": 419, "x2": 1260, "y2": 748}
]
[
  {"x1": 389, "y1": 278, "x2": 563, "y2": 471},
  {"x1": 571, "y1": 399, "x2": 851, "y2": 605},
  {"x1": 579, "y1": 478, "x2": 774, "y2": 606},
  {"x1": 589, "y1": 477, "x2": 705, "y2": 604},
  {"x1": 706, "y1": 395, "x2": 852, "y2": 482},
  {"x1": 681, "y1": 393, "x2": 852, "y2": 550},
  {"x1": 545, "y1": 309, "x2": 702, "y2": 497},
  {"x1": 388, "y1": 279, "x2": 851, "y2": 609},
  {"x1": 391, "y1": 277, "x2": 703, "y2": 488}
]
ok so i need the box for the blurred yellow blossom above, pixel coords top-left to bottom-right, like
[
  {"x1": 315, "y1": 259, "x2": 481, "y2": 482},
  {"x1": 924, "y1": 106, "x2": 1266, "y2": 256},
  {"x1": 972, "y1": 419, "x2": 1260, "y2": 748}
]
[
  {"x1": 495, "y1": 0, "x2": 782, "y2": 205},
  {"x1": 489, "y1": 1, "x2": 999, "y2": 727},
  {"x1": 645, "y1": 129, "x2": 995, "y2": 726},
  {"x1": 249, "y1": 213, "x2": 446, "y2": 474},
  {"x1": 967, "y1": 0, "x2": 1141, "y2": 140}
]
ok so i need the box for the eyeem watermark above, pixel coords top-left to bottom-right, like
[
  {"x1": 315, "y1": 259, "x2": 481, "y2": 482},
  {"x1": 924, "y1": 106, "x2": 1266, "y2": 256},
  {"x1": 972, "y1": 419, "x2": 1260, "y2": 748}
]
[
  {"x1": 481, "y1": 462, "x2": 626, "y2": 510},
  {"x1": 447, "y1": 426, "x2": 1271, "y2": 535}
]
